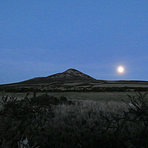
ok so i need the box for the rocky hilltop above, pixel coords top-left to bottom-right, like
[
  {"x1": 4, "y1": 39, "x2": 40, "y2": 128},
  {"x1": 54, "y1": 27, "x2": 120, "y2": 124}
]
[
  {"x1": 19, "y1": 68, "x2": 96, "y2": 84},
  {"x1": 49, "y1": 68, "x2": 95, "y2": 80}
]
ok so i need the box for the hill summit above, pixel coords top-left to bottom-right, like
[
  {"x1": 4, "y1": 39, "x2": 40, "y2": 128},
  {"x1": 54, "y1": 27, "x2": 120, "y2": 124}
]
[
  {"x1": 48, "y1": 68, "x2": 95, "y2": 81},
  {"x1": 19, "y1": 68, "x2": 95, "y2": 84}
]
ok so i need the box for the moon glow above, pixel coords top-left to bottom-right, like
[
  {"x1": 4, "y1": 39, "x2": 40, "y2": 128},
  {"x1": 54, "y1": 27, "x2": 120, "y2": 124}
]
[{"x1": 117, "y1": 66, "x2": 125, "y2": 74}]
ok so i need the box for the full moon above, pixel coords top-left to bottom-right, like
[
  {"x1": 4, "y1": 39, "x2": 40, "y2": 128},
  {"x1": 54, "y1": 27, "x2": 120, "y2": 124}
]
[{"x1": 117, "y1": 66, "x2": 125, "y2": 74}]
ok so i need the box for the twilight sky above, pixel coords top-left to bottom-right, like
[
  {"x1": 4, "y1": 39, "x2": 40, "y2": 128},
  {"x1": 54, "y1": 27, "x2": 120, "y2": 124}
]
[{"x1": 0, "y1": 0, "x2": 148, "y2": 84}]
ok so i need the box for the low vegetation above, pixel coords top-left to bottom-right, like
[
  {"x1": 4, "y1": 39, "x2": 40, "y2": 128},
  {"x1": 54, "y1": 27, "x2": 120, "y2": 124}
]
[
  {"x1": 1, "y1": 86, "x2": 148, "y2": 92},
  {"x1": 0, "y1": 92, "x2": 148, "y2": 148}
]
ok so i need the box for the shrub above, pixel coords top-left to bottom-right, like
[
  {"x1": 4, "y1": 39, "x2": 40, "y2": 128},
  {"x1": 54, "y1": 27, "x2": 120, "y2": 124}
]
[{"x1": 0, "y1": 92, "x2": 148, "y2": 148}]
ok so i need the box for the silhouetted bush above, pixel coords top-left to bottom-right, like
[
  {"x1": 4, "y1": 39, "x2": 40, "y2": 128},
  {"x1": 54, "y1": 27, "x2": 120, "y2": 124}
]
[{"x1": 0, "y1": 92, "x2": 148, "y2": 147}]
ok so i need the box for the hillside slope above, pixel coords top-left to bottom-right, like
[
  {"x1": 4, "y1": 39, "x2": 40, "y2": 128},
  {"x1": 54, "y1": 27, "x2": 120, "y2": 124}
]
[
  {"x1": 19, "y1": 68, "x2": 96, "y2": 84},
  {"x1": 1, "y1": 69, "x2": 148, "y2": 92}
]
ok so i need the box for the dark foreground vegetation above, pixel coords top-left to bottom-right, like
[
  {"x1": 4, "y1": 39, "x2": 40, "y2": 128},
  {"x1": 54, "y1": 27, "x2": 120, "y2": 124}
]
[
  {"x1": 0, "y1": 92, "x2": 148, "y2": 148},
  {"x1": 1, "y1": 86, "x2": 148, "y2": 92}
]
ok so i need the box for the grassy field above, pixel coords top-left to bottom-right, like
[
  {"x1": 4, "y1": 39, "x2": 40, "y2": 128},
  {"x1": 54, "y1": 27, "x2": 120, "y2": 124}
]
[{"x1": 0, "y1": 91, "x2": 144, "y2": 102}]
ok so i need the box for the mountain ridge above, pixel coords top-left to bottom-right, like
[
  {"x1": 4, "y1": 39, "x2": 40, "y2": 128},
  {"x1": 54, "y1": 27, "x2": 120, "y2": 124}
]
[
  {"x1": 48, "y1": 68, "x2": 95, "y2": 80},
  {"x1": 17, "y1": 68, "x2": 96, "y2": 84},
  {"x1": 1, "y1": 69, "x2": 148, "y2": 92}
]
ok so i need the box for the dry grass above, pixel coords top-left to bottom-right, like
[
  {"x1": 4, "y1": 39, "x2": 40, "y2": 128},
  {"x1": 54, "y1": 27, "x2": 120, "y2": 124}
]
[
  {"x1": 0, "y1": 92, "x2": 148, "y2": 147},
  {"x1": 0, "y1": 91, "x2": 142, "y2": 102}
]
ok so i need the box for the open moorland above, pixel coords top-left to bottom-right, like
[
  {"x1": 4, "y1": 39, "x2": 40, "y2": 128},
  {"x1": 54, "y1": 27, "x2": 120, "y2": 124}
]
[
  {"x1": 1, "y1": 69, "x2": 148, "y2": 92},
  {"x1": 1, "y1": 69, "x2": 148, "y2": 147}
]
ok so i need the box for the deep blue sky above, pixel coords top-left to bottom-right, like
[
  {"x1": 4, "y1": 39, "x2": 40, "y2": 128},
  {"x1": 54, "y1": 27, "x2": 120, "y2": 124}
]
[{"x1": 0, "y1": 0, "x2": 148, "y2": 84}]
